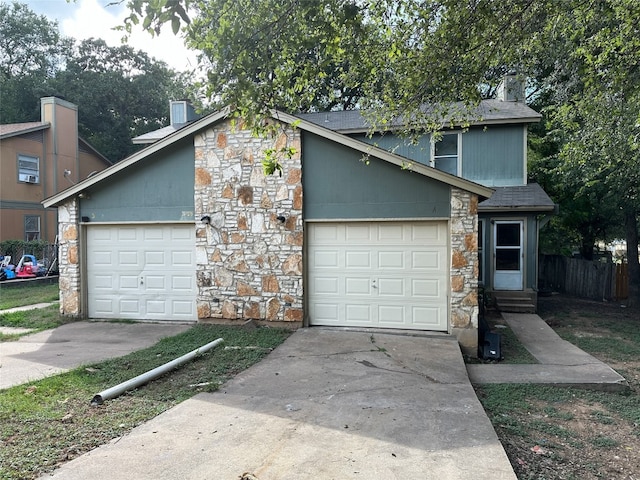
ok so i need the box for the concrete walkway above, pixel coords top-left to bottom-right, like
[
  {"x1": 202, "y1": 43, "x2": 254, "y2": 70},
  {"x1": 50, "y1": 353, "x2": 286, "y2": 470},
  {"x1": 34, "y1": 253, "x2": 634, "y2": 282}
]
[
  {"x1": 0, "y1": 321, "x2": 190, "y2": 389},
  {"x1": 0, "y1": 301, "x2": 58, "y2": 315},
  {"x1": 38, "y1": 329, "x2": 517, "y2": 480},
  {"x1": 466, "y1": 313, "x2": 628, "y2": 391}
]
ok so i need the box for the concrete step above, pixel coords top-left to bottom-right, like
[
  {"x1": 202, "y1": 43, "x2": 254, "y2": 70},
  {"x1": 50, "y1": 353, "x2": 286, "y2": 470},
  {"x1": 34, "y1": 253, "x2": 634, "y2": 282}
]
[
  {"x1": 494, "y1": 294, "x2": 536, "y2": 313},
  {"x1": 495, "y1": 302, "x2": 536, "y2": 314}
]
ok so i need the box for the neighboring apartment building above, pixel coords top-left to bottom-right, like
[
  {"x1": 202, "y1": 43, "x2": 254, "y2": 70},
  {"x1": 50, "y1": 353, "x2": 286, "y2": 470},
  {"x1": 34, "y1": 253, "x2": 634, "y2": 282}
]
[{"x1": 0, "y1": 97, "x2": 111, "y2": 242}]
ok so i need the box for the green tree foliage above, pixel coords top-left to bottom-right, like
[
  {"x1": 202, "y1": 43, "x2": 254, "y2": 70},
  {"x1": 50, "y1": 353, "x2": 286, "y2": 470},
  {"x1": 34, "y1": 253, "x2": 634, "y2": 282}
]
[
  {"x1": 50, "y1": 38, "x2": 187, "y2": 161},
  {"x1": 0, "y1": 2, "x2": 193, "y2": 162},
  {"x1": 0, "y1": 1, "x2": 72, "y2": 121}
]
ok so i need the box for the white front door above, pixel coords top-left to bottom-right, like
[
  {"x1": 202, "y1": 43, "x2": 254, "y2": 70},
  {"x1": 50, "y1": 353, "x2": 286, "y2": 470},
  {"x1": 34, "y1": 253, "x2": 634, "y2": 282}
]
[
  {"x1": 86, "y1": 224, "x2": 196, "y2": 321},
  {"x1": 307, "y1": 221, "x2": 448, "y2": 331},
  {"x1": 493, "y1": 221, "x2": 524, "y2": 290}
]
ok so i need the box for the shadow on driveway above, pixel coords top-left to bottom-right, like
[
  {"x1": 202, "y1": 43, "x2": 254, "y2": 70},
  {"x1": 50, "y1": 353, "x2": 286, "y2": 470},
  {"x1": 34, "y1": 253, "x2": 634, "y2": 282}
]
[
  {"x1": 42, "y1": 329, "x2": 516, "y2": 480},
  {"x1": 0, "y1": 321, "x2": 191, "y2": 389}
]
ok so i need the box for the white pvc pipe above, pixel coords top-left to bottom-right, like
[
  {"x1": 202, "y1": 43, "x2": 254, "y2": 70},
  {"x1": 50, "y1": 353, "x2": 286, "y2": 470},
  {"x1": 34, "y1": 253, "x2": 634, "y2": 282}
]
[{"x1": 91, "y1": 338, "x2": 224, "y2": 406}]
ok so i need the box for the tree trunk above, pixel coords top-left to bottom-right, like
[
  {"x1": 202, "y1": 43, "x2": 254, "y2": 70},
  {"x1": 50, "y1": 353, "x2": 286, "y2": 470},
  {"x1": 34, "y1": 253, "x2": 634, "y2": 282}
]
[{"x1": 624, "y1": 209, "x2": 640, "y2": 308}]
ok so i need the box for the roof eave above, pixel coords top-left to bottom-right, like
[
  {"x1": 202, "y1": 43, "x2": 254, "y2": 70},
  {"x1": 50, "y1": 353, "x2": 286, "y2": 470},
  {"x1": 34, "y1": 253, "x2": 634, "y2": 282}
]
[
  {"x1": 43, "y1": 107, "x2": 231, "y2": 208},
  {"x1": 333, "y1": 116, "x2": 541, "y2": 135},
  {"x1": 0, "y1": 123, "x2": 50, "y2": 140},
  {"x1": 478, "y1": 205, "x2": 556, "y2": 213}
]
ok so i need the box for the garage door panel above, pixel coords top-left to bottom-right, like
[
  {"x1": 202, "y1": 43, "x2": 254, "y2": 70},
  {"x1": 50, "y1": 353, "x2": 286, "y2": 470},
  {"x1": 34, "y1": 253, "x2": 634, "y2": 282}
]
[
  {"x1": 412, "y1": 279, "x2": 441, "y2": 298},
  {"x1": 378, "y1": 224, "x2": 404, "y2": 241},
  {"x1": 145, "y1": 275, "x2": 166, "y2": 290},
  {"x1": 145, "y1": 251, "x2": 165, "y2": 266},
  {"x1": 377, "y1": 278, "x2": 404, "y2": 296},
  {"x1": 120, "y1": 299, "x2": 141, "y2": 314},
  {"x1": 308, "y1": 222, "x2": 448, "y2": 331},
  {"x1": 378, "y1": 251, "x2": 404, "y2": 269},
  {"x1": 93, "y1": 251, "x2": 112, "y2": 265},
  {"x1": 87, "y1": 225, "x2": 196, "y2": 321},
  {"x1": 146, "y1": 300, "x2": 167, "y2": 314},
  {"x1": 117, "y1": 228, "x2": 138, "y2": 241},
  {"x1": 172, "y1": 275, "x2": 194, "y2": 291},
  {"x1": 119, "y1": 275, "x2": 139, "y2": 290},
  {"x1": 93, "y1": 275, "x2": 113, "y2": 290},
  {"x1": 411, "y1": 223, "x2": 447, "y2": 243},
  {"x1": 411, "y1": 250, "x2": 445, "y2": 269},
  {"x1": 314, "y1": 303, "x2": 340, "y2": 323},
  {"x1": 345, "y1": 251, "x2": 370, "y2": 268},
  {"x1": 172, "y1": 300, "x2": 195, "y2": 316},
  {"x1": 378, "y1": 305, "x2": 405, "y2": 325},
  {"x1": 144, "y1": 228, "x2": 164, "y2": 241},
  {"x1": 412, "y1": 307, "x2": 444, "y2": 328},
  {"x1": 172, "y1": 250, "x2": 194, "y2": 266},
  {"x1": 346, "y1": 224, "x2": 371, "y2": 241},
  {"x1": 345, "y1": 303, "x2": 373, "y2": 323},
  {"x1": 118, "y1": 251, "x2": 139, "y2": 266},
  {"x1": 313, "y1": 224, "x2": 339, "y2": 241},
  {"x1": 345, "y1": 277, "x2": 370, "y2": 295}
]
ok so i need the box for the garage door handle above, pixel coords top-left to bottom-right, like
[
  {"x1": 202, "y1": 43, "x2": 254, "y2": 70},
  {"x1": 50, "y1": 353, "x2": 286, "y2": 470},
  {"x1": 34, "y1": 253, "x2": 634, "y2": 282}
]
[
  {"x1": 140, "y1": 277, "x2": 144, "y2": 285},
  {"x1": 372, "y1": 279, "x2": 377, "y2": 288}
]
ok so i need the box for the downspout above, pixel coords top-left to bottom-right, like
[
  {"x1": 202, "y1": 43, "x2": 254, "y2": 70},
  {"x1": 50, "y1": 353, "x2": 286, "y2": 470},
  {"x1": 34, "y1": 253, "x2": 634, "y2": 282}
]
[{"x1": 91, "y1": 338, "x2": 224, "y2": 405}]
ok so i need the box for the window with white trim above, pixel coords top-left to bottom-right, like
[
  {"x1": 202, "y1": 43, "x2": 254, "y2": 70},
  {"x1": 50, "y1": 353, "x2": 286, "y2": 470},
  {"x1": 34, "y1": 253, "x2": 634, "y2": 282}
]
[
  {"x1": 18, "y1": 154, "x2": 40, "y2": 183},
  {"x1": 24, "y1": 215, "x2": 41, "y2": 241},
  {"x1": 431, "y1": 132, "x2": 461, "y2": 175}
]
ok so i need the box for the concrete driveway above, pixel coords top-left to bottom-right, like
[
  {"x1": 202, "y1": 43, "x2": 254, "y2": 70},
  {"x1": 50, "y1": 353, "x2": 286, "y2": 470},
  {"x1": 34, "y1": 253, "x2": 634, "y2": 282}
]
[
  {"x1": 41, "y1": 328, "x2": 516, "y2": 479},
  {"x1": 0, "y1": 321, "x2": 190, "y2": 389}
]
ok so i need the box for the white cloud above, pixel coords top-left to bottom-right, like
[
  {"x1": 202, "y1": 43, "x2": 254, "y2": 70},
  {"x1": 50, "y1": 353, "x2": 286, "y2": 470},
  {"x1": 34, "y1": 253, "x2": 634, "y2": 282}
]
[{"x1": 25, "y1": 0, "x2": 198, "y2": 72}]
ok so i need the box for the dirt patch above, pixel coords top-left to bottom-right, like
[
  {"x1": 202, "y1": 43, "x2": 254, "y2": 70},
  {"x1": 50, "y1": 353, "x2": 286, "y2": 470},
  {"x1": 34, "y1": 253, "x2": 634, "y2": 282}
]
[{"x1": 489, "y1": 295, "x2": 640, "y2": 480}]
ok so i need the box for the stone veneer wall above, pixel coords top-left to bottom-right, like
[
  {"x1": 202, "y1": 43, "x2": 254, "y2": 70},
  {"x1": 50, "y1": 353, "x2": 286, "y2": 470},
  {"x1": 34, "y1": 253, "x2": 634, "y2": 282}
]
[
  {"x1": 450, "y1": 187, "x2": 479, "y2": 354},
  {"x1": 57, "y1": 198, "x2": 81, "y2": 317},
  {"x1": 194, "y1": 119, "x2": 303, "y2": 324}
]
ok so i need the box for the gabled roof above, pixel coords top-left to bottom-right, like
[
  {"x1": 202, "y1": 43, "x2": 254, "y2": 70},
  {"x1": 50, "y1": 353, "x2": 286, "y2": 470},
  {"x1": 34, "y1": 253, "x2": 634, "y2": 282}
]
[
  {"x1": 78, "y1": 138, "x2": 113, "y2": 166},
  {"x1": 478, "y1": 183, "x2": 556, "y2": 212},
  {"x1": 297, "y1": 99, "x2": 542, "y2": 134},
  {"x1": 0, "y1": 122, "x2": 49, "y2": 140},
  {"x1": 43, "y1": 106, "x2": 493, "y2": 208}
]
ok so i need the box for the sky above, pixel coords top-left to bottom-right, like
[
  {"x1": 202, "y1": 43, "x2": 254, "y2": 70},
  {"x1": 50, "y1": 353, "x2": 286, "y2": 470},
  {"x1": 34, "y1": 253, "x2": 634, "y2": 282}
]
[{"x1": 22, "y1": 0, "x2": 198, "y2": 72}]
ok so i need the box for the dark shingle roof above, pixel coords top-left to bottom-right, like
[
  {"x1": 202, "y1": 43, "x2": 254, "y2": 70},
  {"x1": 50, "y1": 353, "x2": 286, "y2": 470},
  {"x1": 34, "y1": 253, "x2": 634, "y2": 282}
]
[
  {"x1": 297, "y1": 99, "x2": 541, "y2": 133},
  {"x1": 478, "y1": 183, "x2": 555, "y2": 212},
  {"x1": 0, "y1": 122, "x2": 49, "y2": 139}
]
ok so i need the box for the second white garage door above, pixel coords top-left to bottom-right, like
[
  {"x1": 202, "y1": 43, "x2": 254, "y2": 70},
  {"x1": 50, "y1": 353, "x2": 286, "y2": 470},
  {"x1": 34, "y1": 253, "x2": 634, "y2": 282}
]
[
  {"x1": 308, "y1": 221, "x2": 448, "y2": 331},
  {"x1": 86, "y1": 224, "x2": 196, "y2": 321}
]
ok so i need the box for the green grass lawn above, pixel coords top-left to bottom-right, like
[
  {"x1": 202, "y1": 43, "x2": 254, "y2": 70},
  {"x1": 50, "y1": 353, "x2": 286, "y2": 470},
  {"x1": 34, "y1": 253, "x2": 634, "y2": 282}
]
[
  {"x1": 0, "y1": 283, "x2": 59, "y2": 310},
  {"x1": 0, "y1": 323, "x2": 291, "y2": 480},
  {"x1": 476, "y1": 297, "x2": 640, "y2": 479}
]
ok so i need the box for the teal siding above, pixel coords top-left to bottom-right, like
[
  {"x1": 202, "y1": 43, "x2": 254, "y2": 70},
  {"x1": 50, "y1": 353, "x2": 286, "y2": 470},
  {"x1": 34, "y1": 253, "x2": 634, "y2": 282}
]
[
  {"x1": 354, "y1": 125, "x2": 527, "y2": 187},
  {"x1": 462, "y1": 125, "x2": 525, "y2": 187},
  {"x1": 351, "y1": 133, "x2": 431, "y2": 166},
  {"x1": 80, "y1": 139, "x2": 195, "y2": 222},
  {"x1": 303, "y1": 133, "x2": 450, "y2": 219}
]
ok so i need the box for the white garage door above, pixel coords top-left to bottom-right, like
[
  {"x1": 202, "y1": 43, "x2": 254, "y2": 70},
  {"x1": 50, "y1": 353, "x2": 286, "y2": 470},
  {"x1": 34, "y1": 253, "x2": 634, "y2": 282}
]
[
  {"x1": 87, "y1": 224, "x2": 196, "y2": 321},
  {"x1": 308, "y1": 222, "x2": 448, "y2": 331}
]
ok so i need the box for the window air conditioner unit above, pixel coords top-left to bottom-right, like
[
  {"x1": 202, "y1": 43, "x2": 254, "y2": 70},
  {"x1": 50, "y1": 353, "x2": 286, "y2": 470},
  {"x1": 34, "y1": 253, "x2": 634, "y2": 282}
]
[{"x1": 25, "y1": 175, "x2": 37, "y2": 184}]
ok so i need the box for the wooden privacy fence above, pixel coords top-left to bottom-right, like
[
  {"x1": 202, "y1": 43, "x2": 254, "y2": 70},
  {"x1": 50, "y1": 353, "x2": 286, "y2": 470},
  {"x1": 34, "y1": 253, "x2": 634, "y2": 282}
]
[{"x1": 539, "y1": 255, "x2": 628, "y2": 301}]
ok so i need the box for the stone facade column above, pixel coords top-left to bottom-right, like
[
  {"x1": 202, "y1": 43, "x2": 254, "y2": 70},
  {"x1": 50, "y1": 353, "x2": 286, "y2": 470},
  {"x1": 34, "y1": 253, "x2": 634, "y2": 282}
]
[
  {"x1": 57, "y1": 198, "x2": 81, "y2": 317},
  {"x1": 450, "y1": 187, "x2": 479, "y2": 354},
  {"x1": 194, "y1": 119, "x2": 303, "y2": 325}
]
